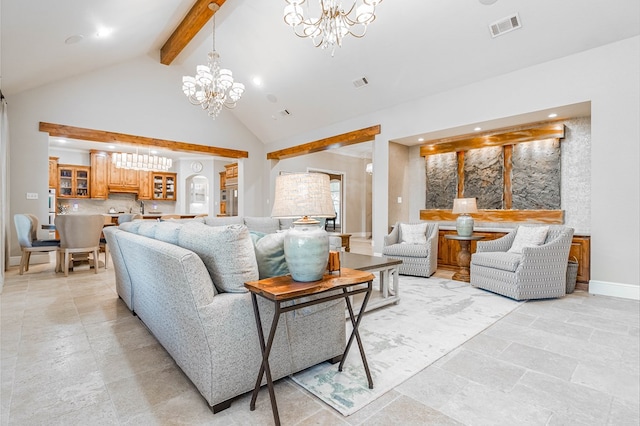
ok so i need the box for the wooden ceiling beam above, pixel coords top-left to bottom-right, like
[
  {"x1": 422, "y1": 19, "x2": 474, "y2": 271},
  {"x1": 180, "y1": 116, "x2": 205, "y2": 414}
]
[
  {"x1": 420, "y1": 122, "x2": 565, "y2": 156},
  {"x1": 39, "y1": 122, "x2": 248, "y2": 159},
  {"x1": 160, "y1": 0, "x2": 226, "y2": 66},
  {"x1": 266, "y1": 125, "x2": 382, "y2": 160}
]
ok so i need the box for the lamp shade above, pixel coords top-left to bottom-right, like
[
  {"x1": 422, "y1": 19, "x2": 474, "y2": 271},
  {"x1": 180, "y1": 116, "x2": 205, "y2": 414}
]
[
  {"x1": 271, "y1": 173, "x2": 335, "y2": 219},
  {"x1": 452, "y1": 198, "x2": 478, "y2": 214}
]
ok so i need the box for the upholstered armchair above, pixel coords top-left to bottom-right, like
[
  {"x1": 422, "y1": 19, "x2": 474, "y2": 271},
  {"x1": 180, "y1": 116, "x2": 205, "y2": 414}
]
[
  {"x1": 382, "y1": 222, "x2": 439, "y2": 277},
  {"x1": 14, "y1": 214, "x2": 60, "y2": 275},
  {"x1": 470, "y1": 225, "x2": 574, "y2": 300}
]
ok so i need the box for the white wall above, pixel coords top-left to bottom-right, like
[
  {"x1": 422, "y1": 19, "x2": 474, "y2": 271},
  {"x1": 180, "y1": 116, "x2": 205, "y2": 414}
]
[
  {"x1": 7, "y1": 55, "x2": 266, "y2": 257},
  {"x1": 267, "y1": 36, "x2": 640, "y2": 298}
]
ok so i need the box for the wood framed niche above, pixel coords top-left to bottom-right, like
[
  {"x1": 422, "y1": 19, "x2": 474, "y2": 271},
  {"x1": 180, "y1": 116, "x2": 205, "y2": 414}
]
[{"x1": 419, "y1": 122, "x2": 565, "y2": 223}]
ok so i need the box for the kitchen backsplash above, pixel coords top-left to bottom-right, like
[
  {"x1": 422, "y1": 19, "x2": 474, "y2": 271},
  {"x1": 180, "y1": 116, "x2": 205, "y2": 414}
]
[{"x1": 57, "y1": 193, "x2": 176, "y2": 215}]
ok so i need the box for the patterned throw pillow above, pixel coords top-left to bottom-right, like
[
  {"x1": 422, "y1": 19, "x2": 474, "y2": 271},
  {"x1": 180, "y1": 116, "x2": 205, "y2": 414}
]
[
  {"x1": 507, "y1": 226, "x2": 549, "y2": 254},
  {"x1": 399, "y1": 223, "x2": 428, "y2": 244},
  {"x1": 178, "y1": 222, "x2": 258, "y2": 293}
]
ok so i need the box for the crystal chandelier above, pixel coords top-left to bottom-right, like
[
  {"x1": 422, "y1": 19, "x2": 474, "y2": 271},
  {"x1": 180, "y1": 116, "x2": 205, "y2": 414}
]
[
  {"x1": 182, "y1": 4, "x2": 244, "y2": 119},
  {"x1": 283, "y1": 0, "x2": 383, "y2": 52},
  {"x1": 111, "y1": 150, "x2": 173, "y2": 172}
]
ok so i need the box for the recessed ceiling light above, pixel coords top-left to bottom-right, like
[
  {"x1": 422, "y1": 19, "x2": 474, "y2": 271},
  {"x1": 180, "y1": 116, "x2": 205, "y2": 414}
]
[
  {"x1": 107, "y1": 145, "x2": 116, "y2": 149},
  {"x1": 474, "y1": 127, "x2": 482, "y2": 131},
  {"x1": 96, "y1": 28, "x2": 113, "y2": 38},
  {"x1": 64, "y1": 34, "x2": 84, "y2": 45},
  {"x1": 266, "y1": 94, "x2": 278, "y2": 103},
  {"x1": 418, "y1": 138, "x2": 424, "y2": 142},
  {"x1": 252, "y1": 77, "x2": 262, "y2": 86},
  {"x1": 150, "y1": 150, "x2": 158, "y2": 155},
  {"x1": 548, "y1": 113, "x2": 558, "y2": 118}
]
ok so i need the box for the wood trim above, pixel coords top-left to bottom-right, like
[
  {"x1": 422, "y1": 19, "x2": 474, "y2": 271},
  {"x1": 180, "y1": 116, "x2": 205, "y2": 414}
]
[
  {"x1": 503, "y1": 145, "x2": 512, "y2": 209},
  {"x1": 420, "y1": 209, "x2": 564, "y2": 224},
  {"x1": 160, "y1": 0, "x2": 226, "y2": 66},
  {"x1": 266, "y1": 125, "x2": 381, "y2": 160},
  {"x1": 39, "y1": 122, "x2": 248, "y2": 159},
  {"x1": 456, "y1": 151, "x2": 464, "y2": 198},
  {"x1": 420, "y1": 123, "x2": 565, "y2": 156}
]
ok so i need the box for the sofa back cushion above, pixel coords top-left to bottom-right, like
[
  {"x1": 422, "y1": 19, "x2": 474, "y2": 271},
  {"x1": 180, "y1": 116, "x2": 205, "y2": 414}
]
[
  {"x1": 204, "y1": 216, "x2": 243, "y2": 227},
  {"x1": 154, "y1": 222, "x2": 184, "y2": 245},
  {"x1": 250, "y1": 231, "x2": 289, "y2": 279},
  {"x1": 119, "y1": 220, "x2": 143, "y2": 234},
  {"x1": 137, "y1": 222, "x2": 159, "y2": 239},
  {"x1": 244, "y1": 217, "x2": 281, "y2": 234},
  {"x1": 178, "y1": 222, "x2": 258, "y2": 293}
]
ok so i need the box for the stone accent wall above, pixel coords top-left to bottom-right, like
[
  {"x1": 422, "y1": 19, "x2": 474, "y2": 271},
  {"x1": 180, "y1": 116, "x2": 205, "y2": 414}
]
[
  {"x1": 512, "y1": 139, "x2": 561, "y2": 209},
  {"x1": 425, "y1": 152, "x2": 457, "y2": 209},
  {"x1": 464, "y1": 146, "x2": 503, "y2": 209}
]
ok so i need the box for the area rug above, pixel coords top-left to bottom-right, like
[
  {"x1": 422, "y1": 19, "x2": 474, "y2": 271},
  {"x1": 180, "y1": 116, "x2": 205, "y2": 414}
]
[{"x1": 291, "y1": 276, "x2": 522, "y2": 416}]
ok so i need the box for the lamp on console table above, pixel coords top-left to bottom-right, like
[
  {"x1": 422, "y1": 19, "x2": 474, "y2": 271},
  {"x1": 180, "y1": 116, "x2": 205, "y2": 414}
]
[
  {"x1": 452, "y1": 198, "x2": 478, "y2": 237},
  {"x1": 271, "y1": 172, "x2": 336, "y2": 282}
]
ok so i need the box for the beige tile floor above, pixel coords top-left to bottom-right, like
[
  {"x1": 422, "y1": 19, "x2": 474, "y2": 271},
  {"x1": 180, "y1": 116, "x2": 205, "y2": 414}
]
[{"x1": 1, "y1": 242, "x2": 639, "y2": 425}]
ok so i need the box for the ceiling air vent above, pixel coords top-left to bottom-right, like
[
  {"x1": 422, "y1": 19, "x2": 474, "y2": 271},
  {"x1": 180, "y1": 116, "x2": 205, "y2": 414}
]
[
  {"x1": 352, "y1": 77, "x2": 369, "y2": 89},
  {"x1": 489, "y1": 13, "x2": 521, "y2": 38},
  {"x1": 278, "y1": 109, "x2": 291, "y2": 117}
]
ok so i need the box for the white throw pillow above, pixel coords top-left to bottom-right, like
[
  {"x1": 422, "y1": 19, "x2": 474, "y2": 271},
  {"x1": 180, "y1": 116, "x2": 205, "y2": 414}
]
[
  {"x1": 399, "y1": 223, "x2": 428, "y2": 245},
  {"x1": 508, "y1": 226, "x2": 549, "y2": 254}
]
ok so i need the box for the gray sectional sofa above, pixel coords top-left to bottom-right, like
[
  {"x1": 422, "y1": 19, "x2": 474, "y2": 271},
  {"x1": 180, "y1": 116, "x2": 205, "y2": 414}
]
[{"x1": 102, "y1": 216, "x2": 346, "y2": 413}]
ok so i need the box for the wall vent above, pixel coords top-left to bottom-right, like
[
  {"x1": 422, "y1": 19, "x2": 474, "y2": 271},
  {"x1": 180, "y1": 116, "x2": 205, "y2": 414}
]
[
  {"x1": 352, "y1": 77, "x2": 369, "y2": 88},
  {"x1": 489, "y1": 13, "x2": 522, "y2": 38}
]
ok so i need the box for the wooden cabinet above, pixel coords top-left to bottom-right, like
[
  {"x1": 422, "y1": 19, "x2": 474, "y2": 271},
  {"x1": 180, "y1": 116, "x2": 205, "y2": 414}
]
[
  {"x1": 224, "y1": 163, "x2": 238, "y2": 179},
  {"x1": 152, "y1": 173, "x2": 176, "y2": 201},
  {"x1": 58, "y1": 165, "x2": 91, "y2": 198},
  {"x1": 48, "y1": 157, "x2": 59, "y2": 189},
  {"x1": 90, "y1": 151, "x2": 108, "y2": 199},
  {"x1": 138, "y1": 171, "x2": 152, "y2": 200},
  {"x1": 437, "y1": 229, "x2": 591, "y2": 289},
  {"x1": 108, "y1": 162, "x2": 138, "y2": 191}
]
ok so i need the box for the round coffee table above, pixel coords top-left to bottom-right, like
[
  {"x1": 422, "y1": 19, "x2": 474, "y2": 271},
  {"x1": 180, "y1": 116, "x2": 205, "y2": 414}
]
[{"x1": 444, "y1": 234, "x2": 484, "y2": 282}]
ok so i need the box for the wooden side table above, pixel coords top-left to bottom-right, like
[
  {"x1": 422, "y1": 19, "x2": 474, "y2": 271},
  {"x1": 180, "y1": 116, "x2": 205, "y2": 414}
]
[
  {"x1": 245, "y1": 268, "x2": 375, "y2": 426},
  {"x1": 444, "y1": 234, "x2": 484, "y2": 282}
]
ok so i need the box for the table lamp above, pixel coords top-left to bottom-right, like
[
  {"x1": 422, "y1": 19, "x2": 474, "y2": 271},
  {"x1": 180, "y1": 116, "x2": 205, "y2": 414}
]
[
  {"x1": 452, "y1": 198, "x2": 478, "y2": 237},
  {"x1": 271, "y1": 172, "x2": 336, "y2": 282}
]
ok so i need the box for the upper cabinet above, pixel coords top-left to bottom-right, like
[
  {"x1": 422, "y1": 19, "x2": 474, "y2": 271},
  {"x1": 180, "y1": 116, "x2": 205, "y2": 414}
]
[
  {"x1": 224, "y1": 163, "x2": 238, "y2": 180},
  {"x1": 152, "y1": 173, "x2": 176, "y2": 201},
  {"x1": 58, "y1": 165, "x2": 90, "y2": 198},
  {"x1": 90, "y1": 151, "x2": 108, "y2": 199},
  {"x1": 48, "y1": 157, "x2": 59, "y2": 189}
]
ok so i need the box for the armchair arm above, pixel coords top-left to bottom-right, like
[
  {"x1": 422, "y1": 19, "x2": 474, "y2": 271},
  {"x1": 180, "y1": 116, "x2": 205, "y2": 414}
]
[
  {"x1": 518, "y1": 228, "x2": 574, "y2": 268},
  {"x1": 384, "y1": 224, "x2": 399, "y2": 246},
  {"x1": 475, "y1": 228, "x2": 518, "y2": 253}
]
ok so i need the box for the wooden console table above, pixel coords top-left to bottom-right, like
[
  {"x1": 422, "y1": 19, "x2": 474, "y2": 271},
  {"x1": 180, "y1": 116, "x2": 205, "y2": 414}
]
[{"x1": 245, "y1": 268, "x2": 375, "y2": 426}]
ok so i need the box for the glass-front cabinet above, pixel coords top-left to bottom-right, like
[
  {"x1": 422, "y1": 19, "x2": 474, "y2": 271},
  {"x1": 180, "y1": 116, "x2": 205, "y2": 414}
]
[
  {"x1": 58, "y1": 165, "x2": 91, "y2": 198},
  {"x1": 152, "y1": 172, "x2": 177, "y2": 201}
]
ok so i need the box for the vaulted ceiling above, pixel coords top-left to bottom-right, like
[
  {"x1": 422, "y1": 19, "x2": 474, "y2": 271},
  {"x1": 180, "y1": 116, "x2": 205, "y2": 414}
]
[{"x1": 2, "y1": 0, "x2": 639, "y2": 145}]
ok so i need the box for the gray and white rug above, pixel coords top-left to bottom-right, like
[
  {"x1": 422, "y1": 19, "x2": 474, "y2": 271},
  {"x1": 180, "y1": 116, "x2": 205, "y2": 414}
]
[{"x1": 291, "y1": 277, "x2": 521, "y2": 416}]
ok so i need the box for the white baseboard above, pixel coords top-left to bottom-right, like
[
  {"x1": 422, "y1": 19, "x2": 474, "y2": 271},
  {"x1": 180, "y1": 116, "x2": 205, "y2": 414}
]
[
  {"x1": 589, "y1": 280, "x2": 640, "y2": 301},
  {"x1": 9, "y1": 253, "x2": 52, "y2": 267}
]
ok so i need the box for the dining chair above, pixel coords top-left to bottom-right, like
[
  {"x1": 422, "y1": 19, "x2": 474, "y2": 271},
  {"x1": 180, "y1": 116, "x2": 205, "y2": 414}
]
[
  {"x1": 14, "y1": 214, "x2": 60, "y2": 275},
  {"x1": 55, "y1": 214, "x2": 105, "y2": 276},
  {"x1": 117, "y1": 213, "x2": 142, "y2": 225}
]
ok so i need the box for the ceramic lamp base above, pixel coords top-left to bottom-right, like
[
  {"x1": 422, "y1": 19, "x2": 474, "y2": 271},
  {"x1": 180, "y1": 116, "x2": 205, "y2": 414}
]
[
  {"x1": 284, "y1": 221, "x2": 329, "y2": 282},
  {"x1": 456, "y1": 214, "x2": 474, "y2": 237}
]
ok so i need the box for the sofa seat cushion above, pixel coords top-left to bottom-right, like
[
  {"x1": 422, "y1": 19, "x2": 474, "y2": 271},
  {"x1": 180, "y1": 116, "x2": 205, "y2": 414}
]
[
  {"x1": 178, "y1": 222, "x2": 258, "y2": 293},
  {"x1": 250, "y1": 231, "x2": 289, "y2": 279},
  {"x1": 383, "y1": 243, "x2": 429, "y2": 258},
  {"x1": 472, "y1": 252, "x2": 522, "y2": 272}
]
